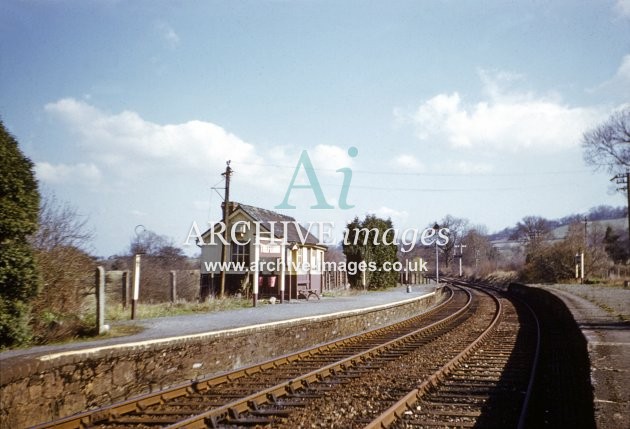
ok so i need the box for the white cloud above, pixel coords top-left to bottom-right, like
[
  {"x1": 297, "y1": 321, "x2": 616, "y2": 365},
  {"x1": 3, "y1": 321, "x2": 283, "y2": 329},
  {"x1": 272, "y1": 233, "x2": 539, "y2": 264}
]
[
  {"x1": 130, "y1": 209, "x2": 147, "y2": 217},
  {"x1": 42, "y1": 98, "x2": 354, "y2": 200},
  {"x1": 615, "y1": 0, "x2": 630, "y2": 18},
  {"x1": 309, "y1": 144, "x2": 357, "y2": 173},
  {"x1": 391, "y1": 154, "x2": 425, "y2": 171},
  {"x1": 397, "y1": 70, "x2": 603, "y2": 152},
  {"x1": 434, "y1": 160, "x2": 494, "y2": 175},
  {"x1": 616, "y1": 54, "x2": 630, "y2": 80},
  {"x1": 35, "y1": 162, "x2": 102, "y2": 185},
  {"x1": 44, "y1": 98, "x2": 259, "y2": 178},
  {"x1": 591, "y1": 54, "x2": 630, "y2": 96},
  {"x1": 369, "y1": 206, "x2": 409, "y2": 223},
  {"x1": 155, "y1": 21, "x2": 180, "y2": 48}
]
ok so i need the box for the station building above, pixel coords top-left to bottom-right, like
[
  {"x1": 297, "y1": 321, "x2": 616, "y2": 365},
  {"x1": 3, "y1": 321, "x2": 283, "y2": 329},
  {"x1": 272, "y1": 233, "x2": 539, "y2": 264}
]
[{"x1": 199, "y1": 202, "x2": 327, "y2": 301}]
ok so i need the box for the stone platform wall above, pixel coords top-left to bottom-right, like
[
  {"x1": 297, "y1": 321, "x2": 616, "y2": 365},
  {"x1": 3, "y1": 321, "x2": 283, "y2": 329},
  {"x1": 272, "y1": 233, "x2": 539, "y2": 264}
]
[{"x1": 0, "y1": 291, "x2": 442, "y2": 427}]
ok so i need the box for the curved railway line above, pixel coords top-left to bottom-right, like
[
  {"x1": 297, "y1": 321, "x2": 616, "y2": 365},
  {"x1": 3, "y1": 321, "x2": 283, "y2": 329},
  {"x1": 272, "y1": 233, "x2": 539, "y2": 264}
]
[{"x1": 36, "y1": 281, "x2": 541, "y2": 429}]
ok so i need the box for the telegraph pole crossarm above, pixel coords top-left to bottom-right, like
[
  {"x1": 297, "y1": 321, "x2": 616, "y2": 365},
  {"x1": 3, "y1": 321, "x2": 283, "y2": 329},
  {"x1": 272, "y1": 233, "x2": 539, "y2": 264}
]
[{"x1": 610, "y1": 171, "x2": 630, "y2": 250}]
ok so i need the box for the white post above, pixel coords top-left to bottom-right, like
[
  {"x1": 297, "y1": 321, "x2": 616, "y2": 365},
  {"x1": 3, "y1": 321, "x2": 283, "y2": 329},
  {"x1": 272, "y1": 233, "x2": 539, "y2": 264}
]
[
  {"x1": 580, "y1": 251, "x2": 585, "y2": 283},
  {"x1": 362, "y1": 262, "x2": 366, "y2": 290},
  {"x1": 458, "y1": 243, "x2": 467, "y2": 277},
  {"x1": 132, "y1": 254, "x2": 141, "y2": 319},
  {"x1": 575, "y1": 262, "x2": 579, "y2": 279},
  {"x1": 435, "y1": 243, "x2": 440, "y2": 285},
  {"x1": 96, "y1": 266, "x2": 106, "y2": 334},
  {"x1": 280, "y1": 248, "x2": 286, "y2": 303},
  {"x1": 253, "y1": 240, "x2": 260, "y2": 307}
]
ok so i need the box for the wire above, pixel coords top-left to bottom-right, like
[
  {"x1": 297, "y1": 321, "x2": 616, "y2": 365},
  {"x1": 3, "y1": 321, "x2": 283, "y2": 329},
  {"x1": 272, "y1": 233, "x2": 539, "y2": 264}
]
[
  {"x1": 229, "y1": 160, "x2": 591, "y2": 178},
  {"x1": 317, "y1": 182, "x2": 580, "y2": 192}
]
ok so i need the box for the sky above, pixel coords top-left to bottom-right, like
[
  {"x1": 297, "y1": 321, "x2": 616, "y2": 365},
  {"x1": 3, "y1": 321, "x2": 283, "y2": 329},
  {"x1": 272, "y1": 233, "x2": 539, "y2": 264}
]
[{"x1": 1, "y1": 0, "x2": 629, "y2": 257}]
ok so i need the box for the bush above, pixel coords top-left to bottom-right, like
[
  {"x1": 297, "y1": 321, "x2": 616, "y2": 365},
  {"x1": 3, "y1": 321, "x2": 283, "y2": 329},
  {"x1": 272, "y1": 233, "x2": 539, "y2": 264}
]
[{"x1": 0, "y1": 121, "x2": 40, "y2": 348}]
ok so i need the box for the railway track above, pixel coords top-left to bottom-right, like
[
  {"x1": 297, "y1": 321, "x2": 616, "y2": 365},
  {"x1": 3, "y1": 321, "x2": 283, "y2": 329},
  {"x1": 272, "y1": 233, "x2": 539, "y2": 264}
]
[
  {"x1": 365, "y1": 281, "x2": 540, "y2": 429},
  {"x1": 35, "y1": 285, "x2": 463, "y2": 429},
  {"x1": 36, "y1": 281, "x2": 540, "y2": 429}
]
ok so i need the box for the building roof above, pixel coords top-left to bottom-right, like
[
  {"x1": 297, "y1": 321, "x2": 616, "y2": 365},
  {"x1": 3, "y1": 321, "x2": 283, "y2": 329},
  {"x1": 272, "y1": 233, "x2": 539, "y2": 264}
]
[{"x1": 204, "y1": 202, "x2": 323, "y2": 247}]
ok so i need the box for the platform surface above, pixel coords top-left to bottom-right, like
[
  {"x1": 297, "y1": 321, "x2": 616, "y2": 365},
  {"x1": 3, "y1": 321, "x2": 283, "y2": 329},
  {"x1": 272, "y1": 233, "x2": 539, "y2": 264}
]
[
  {"x1": 0, "y1": 284, "x2": 435, "y2": 363},
  {"x1": 544, "y1": 285, "x2": 630, "y2": 429}
]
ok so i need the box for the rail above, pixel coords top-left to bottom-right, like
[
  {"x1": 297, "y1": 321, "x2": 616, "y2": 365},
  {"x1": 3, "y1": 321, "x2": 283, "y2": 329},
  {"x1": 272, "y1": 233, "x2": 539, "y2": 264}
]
[
  {"x1": 364, "y1": 280, "x2": 541, "y2": 429},
  {"x1": 35, "y1": 286, "x2": 463, "y2": 429}
]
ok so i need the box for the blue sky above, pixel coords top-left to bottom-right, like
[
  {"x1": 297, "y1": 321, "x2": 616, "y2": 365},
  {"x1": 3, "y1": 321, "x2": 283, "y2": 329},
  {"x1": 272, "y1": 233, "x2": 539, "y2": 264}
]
[{"x1": 1, "y1": 0, "x2": 629, "y2": 257}]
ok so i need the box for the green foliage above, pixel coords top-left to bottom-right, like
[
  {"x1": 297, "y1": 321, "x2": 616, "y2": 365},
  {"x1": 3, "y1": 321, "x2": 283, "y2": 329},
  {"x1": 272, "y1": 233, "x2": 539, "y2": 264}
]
[
  {"x1": 603, "y1": 226, "x2": 629, "y2": 264},
  {"x1": 0, "y1": 121, "x2": 40, "y2": 348},
  {"x1": 520, "y1": 222, "x2": 612, "y2": 283},
  {"x1": 521, "y1": 243, "x2": 575, "y2": 283},
  {"x1": 342, "y1": 214, "x2": 399, "y2": 290}
]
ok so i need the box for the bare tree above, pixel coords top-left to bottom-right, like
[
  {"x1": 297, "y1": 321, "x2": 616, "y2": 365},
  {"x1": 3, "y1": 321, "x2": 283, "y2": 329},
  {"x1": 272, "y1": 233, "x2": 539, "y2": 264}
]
[
  {"x1": 511, "y1": 216, "x2": 551, "y2": 246},
  {"x1": 583, "y1": 108, "x2": 630, "y2": 248},
  {"x1": 29, "y1": 192, "x2": 95, "y2": 342},
  {"x1": 582, "y1": 107, "x2": 630, "y2": 174},
  {"x1": 126, "y1": 230, "x2": 191, "y2": 302},
  {"x1": 31, "y1": 193, "x2": 93, "y2": 252},
  {"x1": 438, "y1": 215, "x2": 469, "y2": 268},
  {"x1": 462, "y1": 227, "x2": 499, "y2": 276}
]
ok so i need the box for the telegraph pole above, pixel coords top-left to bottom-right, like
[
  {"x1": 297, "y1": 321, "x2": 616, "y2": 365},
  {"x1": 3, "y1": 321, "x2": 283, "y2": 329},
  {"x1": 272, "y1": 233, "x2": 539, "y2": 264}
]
[
  {"x1": 581, "y1": 217, "x2": 587, "y2": 283},
  {"x1": 611, "y1": 171, "x2": 630, "y2": 250},
  {"x1": 219, "y1": 161, "x2": 232, "y2": 298}
]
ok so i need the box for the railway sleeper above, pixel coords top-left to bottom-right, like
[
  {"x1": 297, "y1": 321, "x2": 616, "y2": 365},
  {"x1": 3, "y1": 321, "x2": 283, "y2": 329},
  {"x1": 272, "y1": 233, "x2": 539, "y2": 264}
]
[
  {"x1": 110, "y1": 415, "x2": 183, "y2": 424},
  {"x1": 420, "y1": 408, "x2": 483, "y2": 418},
  {"x1": 142, "y1": 409, "x2": 200, "y2": 415},
  {"x1": 438, "y1": 385, "x2": 519, "y2": 394},
  {"x1": 403, "y1": 418, "x2": 477, "y2": 428}
]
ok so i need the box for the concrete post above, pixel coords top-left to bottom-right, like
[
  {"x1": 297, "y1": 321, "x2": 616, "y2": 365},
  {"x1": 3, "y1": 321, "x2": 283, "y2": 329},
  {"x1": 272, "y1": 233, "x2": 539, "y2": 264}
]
[
  {"x1": 253, "y1": 240, "x2": 259, "y2": 307},
  {"x1": 170, "y1": 270, "x2": 177, "y2": 303},
  {"x1": 132, "y1": 254, "x2": 141, "y2": 319},
  {"x1": 122, "y1": 270, "x2": 129, "y2": 309},
  {"x1": 362, "y1": 263, "x2": 366, "y2": 290},
  {"x1": 279, "y1": 251, "x2": 286, "y2": 304},
  {"x1": 95, "y1": 266, "x2": 106, "y2": 334}
]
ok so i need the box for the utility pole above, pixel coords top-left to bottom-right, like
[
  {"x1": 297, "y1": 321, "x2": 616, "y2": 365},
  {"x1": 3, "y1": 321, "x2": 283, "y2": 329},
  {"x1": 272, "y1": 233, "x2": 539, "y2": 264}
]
[
  {"x1": 581, "y1": 217, "x2": 587, "y2": 283},
  {"x1": 611, "y1": 171, "x2": 630, "y2": 250},
  {"x1": 219, "y1": 161, "x2": 232, "y2": 298}
]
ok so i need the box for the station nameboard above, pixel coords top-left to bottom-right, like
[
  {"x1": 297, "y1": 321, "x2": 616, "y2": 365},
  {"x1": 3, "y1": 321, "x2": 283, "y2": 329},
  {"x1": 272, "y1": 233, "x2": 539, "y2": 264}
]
[{"x1": 260, "y1": 244, "x2": 282, "y2": 256}]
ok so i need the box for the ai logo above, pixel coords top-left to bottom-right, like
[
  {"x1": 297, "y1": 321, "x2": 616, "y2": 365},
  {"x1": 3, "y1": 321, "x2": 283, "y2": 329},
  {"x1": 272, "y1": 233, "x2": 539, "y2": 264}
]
[{"x1": 275, "y1": 147, "x2": 358, "y2": 210}]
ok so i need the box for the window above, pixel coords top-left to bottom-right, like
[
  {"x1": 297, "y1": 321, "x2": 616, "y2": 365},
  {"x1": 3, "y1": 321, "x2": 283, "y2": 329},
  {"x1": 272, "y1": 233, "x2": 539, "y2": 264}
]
[{"x1": 231, "y1": 243, "x2": 250, "y2": 265}]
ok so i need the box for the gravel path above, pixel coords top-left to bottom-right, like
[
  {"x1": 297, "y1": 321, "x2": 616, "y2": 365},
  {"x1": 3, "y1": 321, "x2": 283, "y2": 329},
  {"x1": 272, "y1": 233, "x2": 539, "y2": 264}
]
[
  {"x1": 543, "y1": 284, "x2": 630, "y2": 429},
  {"x1": 0, "y1": 285, "x2": 434, "y2": 361}
]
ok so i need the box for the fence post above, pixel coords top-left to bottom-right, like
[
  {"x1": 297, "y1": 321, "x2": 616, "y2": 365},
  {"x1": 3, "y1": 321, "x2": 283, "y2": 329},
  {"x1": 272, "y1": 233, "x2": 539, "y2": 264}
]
[
  {"x1": 96, "y1": 266, "x2": 107, "y2": 334},
  {"x1": 170, "y1": 270, "x2": 177, "y2": 303},
  {"x1": 122, "y1": 270, "x2": 129, "y2": 309}
]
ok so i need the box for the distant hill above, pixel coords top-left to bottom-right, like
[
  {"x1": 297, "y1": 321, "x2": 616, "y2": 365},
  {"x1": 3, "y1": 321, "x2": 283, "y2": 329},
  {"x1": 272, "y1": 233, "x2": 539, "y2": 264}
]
[
  {"x1": 489, "y1": 205, "x2": 628, "y2": 242},
  {"x1": 549, "y1": 217, "x2": 628, "y2": 241}
]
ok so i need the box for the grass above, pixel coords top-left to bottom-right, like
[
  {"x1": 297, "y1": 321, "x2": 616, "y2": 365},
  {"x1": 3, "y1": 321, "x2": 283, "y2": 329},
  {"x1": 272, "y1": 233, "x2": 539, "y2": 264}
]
[
  {"x1": 549, "y1": 282, "x2": 630, "y2": 323},
  {"x1": 105, "y1": 297, "x2": 263, "y2": 321}
]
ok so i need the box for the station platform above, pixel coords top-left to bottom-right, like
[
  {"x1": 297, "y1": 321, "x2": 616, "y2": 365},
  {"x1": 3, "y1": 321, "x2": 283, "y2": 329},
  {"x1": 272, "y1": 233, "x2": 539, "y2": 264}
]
[
  {"x1": 0, "y1": 284, "x2": 435, "y2": 363},
  {"x1": 1, "y1": 284, "x2": 441, "y2": 427},
  {"x1": 544, "y1": 285, "x2": 630, "y2": 429}
]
